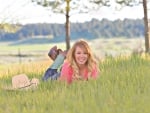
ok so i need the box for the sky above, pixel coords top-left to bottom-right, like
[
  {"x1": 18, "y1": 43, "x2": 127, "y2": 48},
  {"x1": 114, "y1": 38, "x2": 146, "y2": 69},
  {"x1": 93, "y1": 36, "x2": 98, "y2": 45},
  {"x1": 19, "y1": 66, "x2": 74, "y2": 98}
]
[{"x1": 0, "y1": 0, "x2": 149, "y2": 25}]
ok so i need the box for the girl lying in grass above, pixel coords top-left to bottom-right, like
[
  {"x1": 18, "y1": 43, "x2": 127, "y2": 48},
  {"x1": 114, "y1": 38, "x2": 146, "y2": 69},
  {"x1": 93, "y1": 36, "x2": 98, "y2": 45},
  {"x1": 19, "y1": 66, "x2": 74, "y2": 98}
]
[{"x1": 60, "y1": 39, "x2": 100, "y2": 84}]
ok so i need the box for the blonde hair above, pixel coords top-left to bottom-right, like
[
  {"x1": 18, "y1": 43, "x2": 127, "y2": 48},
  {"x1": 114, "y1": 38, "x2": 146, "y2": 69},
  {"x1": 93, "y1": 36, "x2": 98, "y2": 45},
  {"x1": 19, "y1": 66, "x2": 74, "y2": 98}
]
[{"x1": 66, "y1": 39, "x2": 99, "y2": 79}]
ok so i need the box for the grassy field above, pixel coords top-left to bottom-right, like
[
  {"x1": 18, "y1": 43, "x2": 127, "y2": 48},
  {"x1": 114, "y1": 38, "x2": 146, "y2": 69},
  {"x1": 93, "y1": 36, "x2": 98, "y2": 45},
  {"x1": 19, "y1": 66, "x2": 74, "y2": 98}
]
[
  {"x1": 0, "y1": 38, "x2": 149, "y2": 113},
  {"x1": 0, "y1": 55, "x2": 149, "y2": 113},
  {"x1": 0, "y1": 37, "x2": 145, "y2": 64}
]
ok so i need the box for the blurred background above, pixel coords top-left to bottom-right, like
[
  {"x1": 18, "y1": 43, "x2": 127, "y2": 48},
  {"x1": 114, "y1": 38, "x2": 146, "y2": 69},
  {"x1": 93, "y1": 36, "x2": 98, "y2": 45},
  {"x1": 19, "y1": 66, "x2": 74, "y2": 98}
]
[{"x1": 0, "y1": 0, "x2": 150, "y2": 64}]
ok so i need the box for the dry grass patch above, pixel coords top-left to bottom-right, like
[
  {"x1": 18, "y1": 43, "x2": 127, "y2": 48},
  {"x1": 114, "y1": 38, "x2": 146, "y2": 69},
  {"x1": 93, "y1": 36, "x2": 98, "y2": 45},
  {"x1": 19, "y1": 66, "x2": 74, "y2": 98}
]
[{"x1": 0, "y1": 60, "x2": 51, "y2": 78}]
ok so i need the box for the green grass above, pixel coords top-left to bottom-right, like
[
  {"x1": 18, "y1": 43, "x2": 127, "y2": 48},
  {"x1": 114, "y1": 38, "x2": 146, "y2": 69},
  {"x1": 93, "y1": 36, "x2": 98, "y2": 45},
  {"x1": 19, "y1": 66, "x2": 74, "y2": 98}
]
[
  {"x1": 0, "y1": 42, "x2": 66, "y2": 51},
  {"x1": 0, "y1": 55, "x2": 149, "y2": 113}
]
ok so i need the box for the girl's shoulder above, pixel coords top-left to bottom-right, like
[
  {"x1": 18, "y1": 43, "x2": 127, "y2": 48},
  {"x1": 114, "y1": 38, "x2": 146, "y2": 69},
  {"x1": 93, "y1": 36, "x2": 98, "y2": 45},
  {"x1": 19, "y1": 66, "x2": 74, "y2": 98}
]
[
  {"x1": 62, "y1": 60, "x2": 70, "y2": 67},
  {"x1": 61, "y1": 61, "x2": 73, "y2": 73}
]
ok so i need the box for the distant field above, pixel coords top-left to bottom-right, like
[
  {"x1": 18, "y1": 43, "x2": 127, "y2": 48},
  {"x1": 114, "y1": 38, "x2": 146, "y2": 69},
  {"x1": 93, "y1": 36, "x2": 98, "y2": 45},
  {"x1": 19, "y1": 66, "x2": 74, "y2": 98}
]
[
  {"x1": 0, "y1": 39, "x2": 66, "y2": 64},
  {"x1": 0, "y1": 40, "x2": 66, "y2": 51},
  {"x1": 0, "y1": 37, "x2": 145, "y2": 64}
]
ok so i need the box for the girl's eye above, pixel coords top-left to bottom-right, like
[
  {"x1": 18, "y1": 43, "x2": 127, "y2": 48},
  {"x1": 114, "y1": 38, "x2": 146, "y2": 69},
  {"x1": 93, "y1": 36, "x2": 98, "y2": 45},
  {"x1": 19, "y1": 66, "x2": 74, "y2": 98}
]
[
  {"x1": 76, "y1": 52, "x2": 81, "y2": 54},
  {"x1": 76, "y1": 52, "x2": 88, "y2": 55}
]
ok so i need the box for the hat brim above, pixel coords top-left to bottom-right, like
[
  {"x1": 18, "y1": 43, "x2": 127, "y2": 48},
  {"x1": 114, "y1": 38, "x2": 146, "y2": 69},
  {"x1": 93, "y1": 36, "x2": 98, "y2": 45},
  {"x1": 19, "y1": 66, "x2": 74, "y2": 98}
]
[{"x1": 2, "y1": 83, "x2": 37, "y2": 91}]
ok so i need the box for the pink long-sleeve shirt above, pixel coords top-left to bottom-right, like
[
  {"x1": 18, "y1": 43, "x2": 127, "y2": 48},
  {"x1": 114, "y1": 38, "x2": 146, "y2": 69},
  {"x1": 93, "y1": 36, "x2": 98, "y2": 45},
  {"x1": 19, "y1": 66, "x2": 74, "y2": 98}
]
[{"x1": 60, "y1": 61, "x2": 98, "y2": 84}]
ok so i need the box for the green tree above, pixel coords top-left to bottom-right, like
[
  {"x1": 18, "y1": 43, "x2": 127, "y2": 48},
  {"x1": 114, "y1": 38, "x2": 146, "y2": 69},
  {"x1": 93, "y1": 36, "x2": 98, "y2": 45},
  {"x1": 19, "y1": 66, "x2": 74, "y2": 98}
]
[
  {"x1": 0, "y1": 0, "x2": 30, "y2": 33},
  {"x1": 32, "y1": 0, "x2": 110, "y2": 50},
  {"x1": 115, "y1": 0, "x2": 150, "y2": 53},
  {"x1": 0, "y1": 23, "x2": 19, "y2": 33}
]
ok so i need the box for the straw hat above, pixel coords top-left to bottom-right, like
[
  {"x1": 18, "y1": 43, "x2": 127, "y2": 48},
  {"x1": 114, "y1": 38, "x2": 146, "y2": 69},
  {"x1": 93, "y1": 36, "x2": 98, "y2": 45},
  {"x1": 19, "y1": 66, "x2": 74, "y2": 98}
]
[{"x1": 11, "y1": 74, "x2": 39, "y2": 90}]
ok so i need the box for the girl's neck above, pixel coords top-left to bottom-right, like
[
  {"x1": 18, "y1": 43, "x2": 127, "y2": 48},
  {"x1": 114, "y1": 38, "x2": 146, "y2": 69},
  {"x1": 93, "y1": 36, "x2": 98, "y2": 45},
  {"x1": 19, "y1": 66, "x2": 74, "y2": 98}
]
[
  {"x1": 78, "y1": 65, "x2": 87, "y2": 78},
  {"x1": 78, "y1": 64, "x2": 86, "y2": 69}
]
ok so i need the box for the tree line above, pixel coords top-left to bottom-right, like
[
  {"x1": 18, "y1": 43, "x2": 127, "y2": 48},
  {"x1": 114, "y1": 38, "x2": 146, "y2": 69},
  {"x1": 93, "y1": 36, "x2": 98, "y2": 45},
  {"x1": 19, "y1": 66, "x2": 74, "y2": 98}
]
[{"x1": 0, "y1": 18, "x2": 144, "y2": 41}]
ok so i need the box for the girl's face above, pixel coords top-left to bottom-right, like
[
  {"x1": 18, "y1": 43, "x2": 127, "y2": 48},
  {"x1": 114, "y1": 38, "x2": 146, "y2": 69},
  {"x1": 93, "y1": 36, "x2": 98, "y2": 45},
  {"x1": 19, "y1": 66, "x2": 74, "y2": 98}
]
[{"x1": 74, "y1": 46, "x2": 88, "y2": 66}]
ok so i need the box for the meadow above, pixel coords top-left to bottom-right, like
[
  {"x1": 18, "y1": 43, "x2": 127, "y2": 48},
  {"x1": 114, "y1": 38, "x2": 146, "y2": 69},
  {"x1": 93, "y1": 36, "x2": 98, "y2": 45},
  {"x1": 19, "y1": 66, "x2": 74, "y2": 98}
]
[
  {"x1": 0, "y1": 38, "x2": 149, "y2": 113},
  {"x1": 0, "y1": 55, "x2": 149, "y2": 113}
]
